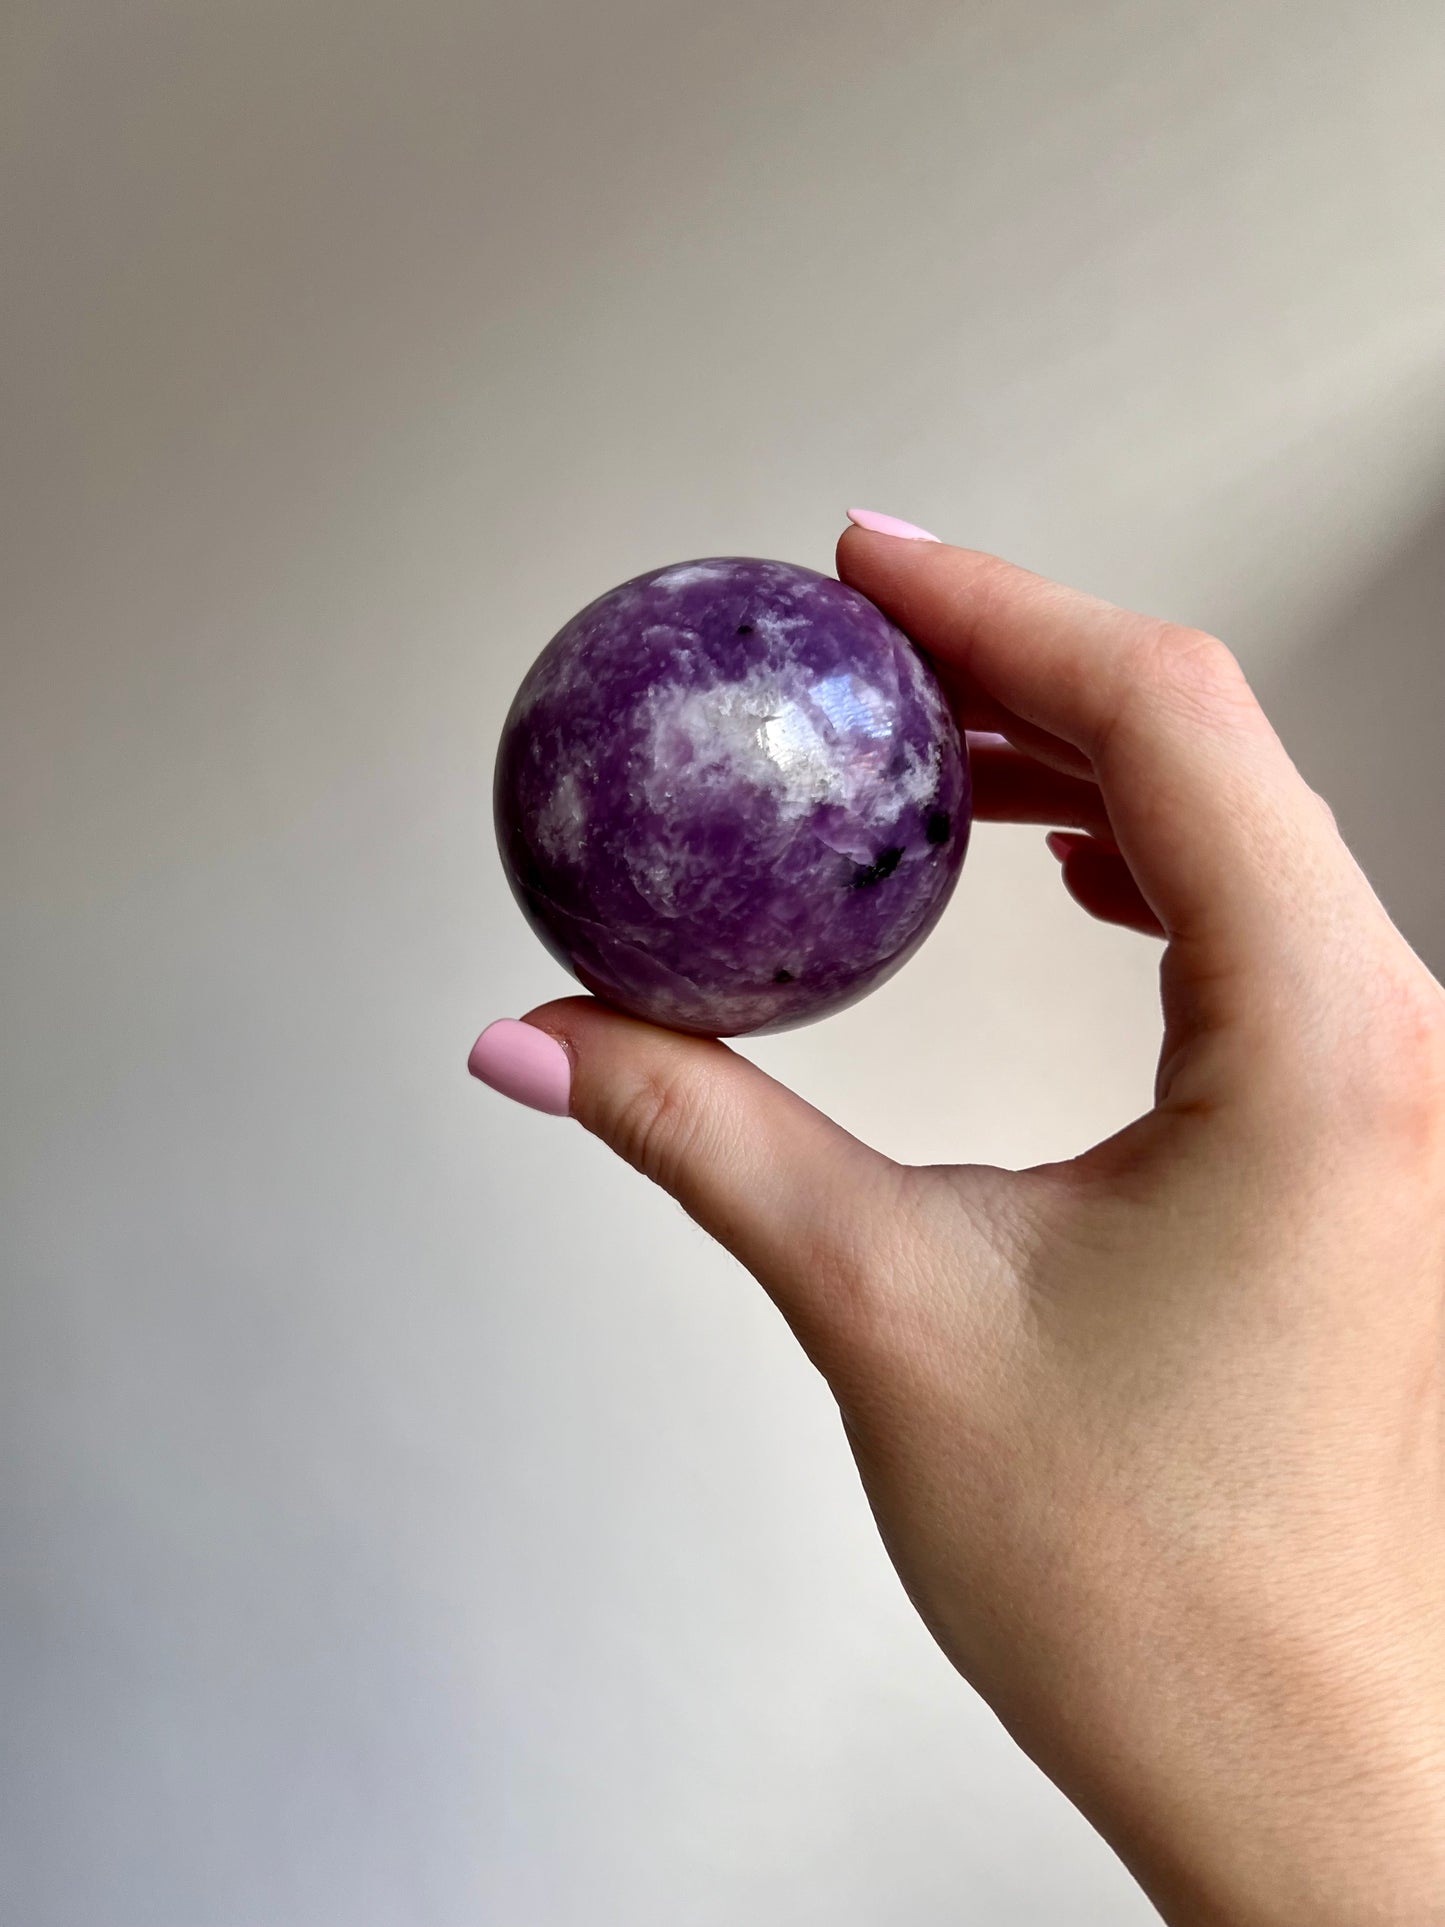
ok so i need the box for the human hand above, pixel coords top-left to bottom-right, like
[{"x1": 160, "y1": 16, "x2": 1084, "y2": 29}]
[{"x1": 469, "y1": 521, "x2": 1445, "y2": 1925}]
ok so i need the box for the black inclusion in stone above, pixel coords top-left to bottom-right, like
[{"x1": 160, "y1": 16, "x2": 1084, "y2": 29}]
[
  {"x1": 850, "y1": 846, "x2": 905, "y2": 889},
  {"x1": 926, "y1": 809, "x2": 951, "y2": 845},
  {"x1": 773, "y1": 968, "x2": 794, "y2": 984},
  {"x1": 737, "y1": 622, "x2": 755, "y2": 634}
]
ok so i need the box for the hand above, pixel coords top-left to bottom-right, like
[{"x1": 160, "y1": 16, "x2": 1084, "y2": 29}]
[{"x1": 470, "y1": 524, "x2": 1445, "y2": 1926}]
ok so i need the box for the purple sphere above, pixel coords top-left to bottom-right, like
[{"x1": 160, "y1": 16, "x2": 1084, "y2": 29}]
[{"x1": 494, "y1": 557, "x2": 970, "y2": 1036}]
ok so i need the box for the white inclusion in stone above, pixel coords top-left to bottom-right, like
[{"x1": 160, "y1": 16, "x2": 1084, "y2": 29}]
[
  {"x1": 534, "y1": 769, "x2": 588, "y2": 861},
  {"x1": 747, "y1": 610, "x2": 811, "y2": 645},
  {"x1": 887, "y1": 739, "x2": 944, "y2": 812},
  {"x1": 643, "y1": 672, "x2": 821, "y2": 818},
  {"x1": 757, "y1": 704, "x2": 837, "y2": 800},
  {"x1": 649, "y1": 563, "x2": 733, "y2": 591},
  {"x1": 643, "y1": 668, "x2": 914, "y2": 821},
  {"x1": 809, "y1": 672, "x2": 892, "y2": 741}
]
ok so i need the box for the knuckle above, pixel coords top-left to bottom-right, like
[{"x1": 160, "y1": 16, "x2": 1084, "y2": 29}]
[
  {"x1": 1365, "y1": 971, "x2": 1445, "y2": 1158},
  {"x1": 790, "y1": 1179, "x2": 921, "y2": 1383},
  {"x1": 790, "y1": 1231, "x2": 885, "y2": 1376},
  {"x1": 1308, "y1": 786, "x2": 1340, "y2": 838},
  {"x1": 1139, "y1": 623, "x2": 1257, "y2": 716},
  {"x1": 606, "y1": 1068, "x2": 699, "y2": 1192},
  {"x1": 1097, "y1": 622, "x2": 1274, "y2": 774},
  {"x1": 1293, "y1": 961, "x2": 1445, "y2": 1168},
  {"x1": 814, "y1": 1168, "x2": 953, "y2": 1374}
]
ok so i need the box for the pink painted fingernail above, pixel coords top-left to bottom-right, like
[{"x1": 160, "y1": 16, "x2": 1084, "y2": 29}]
[
  {"x1": 846, "y1": 507, "x2": 941, "y2": 543},
  {"x1": 467, "y1": 1019, "x2": 572, "y2": 1116},
  {"x1": 1046, "y1": 832, "x2": 1077, "y2": 861}
]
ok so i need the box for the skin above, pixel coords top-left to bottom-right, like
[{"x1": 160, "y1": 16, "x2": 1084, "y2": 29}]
[{"x1": 520, "y1": 528, "x2": 1445, "y2": 1924}]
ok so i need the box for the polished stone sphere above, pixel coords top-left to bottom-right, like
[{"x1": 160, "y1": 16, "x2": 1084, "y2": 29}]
[{"x1": 494, "y1": 556, "x2": 970, "y2": 1036}]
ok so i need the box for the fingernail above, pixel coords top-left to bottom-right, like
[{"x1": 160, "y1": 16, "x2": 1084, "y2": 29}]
[
  {"x1": 1045, "y1": 832, "x2": 1077, "y2": 861},
  {"x1": 846, "y1": 507, "x2": 941, "y2": 543},
  {"x1": 467, "y1": 1019, "x2": 572, "y2": 1116}
]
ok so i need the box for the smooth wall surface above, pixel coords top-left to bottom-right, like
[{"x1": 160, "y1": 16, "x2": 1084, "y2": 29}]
[{"x1": 3, "y1": 4, "x2": 1442, "y2": 1922}]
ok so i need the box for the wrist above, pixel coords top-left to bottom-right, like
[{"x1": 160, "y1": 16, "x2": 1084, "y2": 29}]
[
  {"x1": 1109, "y1": 1733, "x2": 1445, "y2": 1927},
  {"x1": 1002, "y1": 1577, "x2": 1445, "y2": 1925}
]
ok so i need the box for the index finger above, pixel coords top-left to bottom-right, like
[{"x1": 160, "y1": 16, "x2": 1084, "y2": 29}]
[{"x1": 837, "y1": 526, "x2": 1337, "y2": 976}]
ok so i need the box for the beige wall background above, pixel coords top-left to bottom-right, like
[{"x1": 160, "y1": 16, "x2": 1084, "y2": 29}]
[{"x1": 3, "y1": 3, "x2": 1442, "y2": 1921}]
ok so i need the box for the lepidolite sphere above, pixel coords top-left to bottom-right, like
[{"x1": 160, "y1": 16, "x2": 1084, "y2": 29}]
[{"x1": 494, "y1": 556, "x2": 970, "y2": 1037}]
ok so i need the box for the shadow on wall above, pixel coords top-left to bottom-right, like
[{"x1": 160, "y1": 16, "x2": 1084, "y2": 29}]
[{"x1": 1263, "y1": 496, "x2": 1445, "y2": 981}]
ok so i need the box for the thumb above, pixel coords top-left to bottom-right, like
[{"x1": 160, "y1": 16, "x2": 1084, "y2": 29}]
[{"x1": 469, "y1": 997, "x2": 898, "y2": 1352}]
